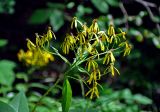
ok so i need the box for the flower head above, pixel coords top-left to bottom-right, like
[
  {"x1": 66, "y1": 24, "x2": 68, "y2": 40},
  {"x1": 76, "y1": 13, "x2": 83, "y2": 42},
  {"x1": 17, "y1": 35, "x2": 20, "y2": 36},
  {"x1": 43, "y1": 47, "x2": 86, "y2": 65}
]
[{"x1": 18, "y1": 27, "x2": 55, "y2": 66}]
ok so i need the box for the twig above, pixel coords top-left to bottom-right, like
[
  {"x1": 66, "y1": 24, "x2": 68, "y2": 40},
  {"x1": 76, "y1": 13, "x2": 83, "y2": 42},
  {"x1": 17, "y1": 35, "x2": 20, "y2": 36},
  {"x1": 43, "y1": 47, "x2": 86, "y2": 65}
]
[
  {"x1": 32, "y1": 78, "x2": 61, "y2": 112},
  {"x1": 119, "y1": 2, "x2": 129, "y2": 31},
  {"x1": 134, "y1": 0, "x2": 157, "y2": 8},
  {"x1": 134, "y1": 0, "x2": 160, "y2": 36}
]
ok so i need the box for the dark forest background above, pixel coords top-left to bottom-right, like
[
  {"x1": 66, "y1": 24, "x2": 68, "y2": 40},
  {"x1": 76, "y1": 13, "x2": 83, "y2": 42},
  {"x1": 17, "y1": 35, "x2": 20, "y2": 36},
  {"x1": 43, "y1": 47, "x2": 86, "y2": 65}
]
[{"x1": 0, "y1": 0, "x2": 160, "y2": 112}]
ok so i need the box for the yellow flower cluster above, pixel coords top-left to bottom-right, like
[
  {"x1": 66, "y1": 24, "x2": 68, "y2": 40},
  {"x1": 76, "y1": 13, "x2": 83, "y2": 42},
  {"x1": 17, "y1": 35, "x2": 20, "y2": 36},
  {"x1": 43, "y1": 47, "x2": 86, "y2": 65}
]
[
  {"x1": 18, "y1": 27, "x2": 55, "y2": 66},
  {"x1": 86, "y1": 59, "x2": 101, "y2": 99},
  {"x1": 61, "y1": 17, "x2": 132, "y2": 99}
]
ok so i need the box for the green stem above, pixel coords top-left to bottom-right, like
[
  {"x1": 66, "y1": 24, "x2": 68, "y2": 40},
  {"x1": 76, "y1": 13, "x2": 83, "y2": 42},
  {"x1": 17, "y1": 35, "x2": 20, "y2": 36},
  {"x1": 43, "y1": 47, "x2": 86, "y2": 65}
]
[
  {"x1": 32, "y1": 78, "x2": 61, "y2": 112},
  {"x1": 81, "y1": 46, "x2": 123, "y2": 64},
  {"x1": 50, "y1": 46, "x2": 71, "y2": 65}
]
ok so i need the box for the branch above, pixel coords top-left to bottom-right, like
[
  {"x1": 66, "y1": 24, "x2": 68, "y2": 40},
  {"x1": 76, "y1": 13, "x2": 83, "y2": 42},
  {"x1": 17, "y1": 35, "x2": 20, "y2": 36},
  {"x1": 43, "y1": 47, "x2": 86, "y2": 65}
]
[
  {"x1": 134, "y1": 0, "x2": 160, "y2": 36},
  {"x1": 119, "y1": 2, "x2": 129, "y2": 31}
]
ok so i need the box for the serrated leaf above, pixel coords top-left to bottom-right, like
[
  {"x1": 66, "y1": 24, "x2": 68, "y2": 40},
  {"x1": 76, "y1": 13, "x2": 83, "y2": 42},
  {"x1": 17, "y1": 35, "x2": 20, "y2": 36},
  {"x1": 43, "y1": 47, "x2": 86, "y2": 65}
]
[
  {"x1": 0, "y1": 39, "x2": 8, "y2": 47},
  {"x1": 9, "y1": 91, "x2": 29, "y2": 112},
  {"x1": 62, "y1": 79, "x2": 72, "y2": 112},
  {"x1": 0, "y1": 60, "x2": 16, "y2": 86},
  {"x1": 91, "y1": 0, "x2": 109, "y2": 13},
  {"x1": 0, "y1": 101, "x2": 16, "y2": 112}
]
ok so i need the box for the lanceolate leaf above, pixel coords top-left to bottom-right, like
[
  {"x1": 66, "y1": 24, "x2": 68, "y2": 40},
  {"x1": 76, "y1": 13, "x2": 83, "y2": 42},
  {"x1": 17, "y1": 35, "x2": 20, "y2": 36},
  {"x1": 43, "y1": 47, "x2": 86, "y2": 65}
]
[
  {"x1": 62, "y1": 79, "x2": 72, "y2": 112},
  {"x1": 9, "y1": 91, "x2": 29, "y2": 112}
]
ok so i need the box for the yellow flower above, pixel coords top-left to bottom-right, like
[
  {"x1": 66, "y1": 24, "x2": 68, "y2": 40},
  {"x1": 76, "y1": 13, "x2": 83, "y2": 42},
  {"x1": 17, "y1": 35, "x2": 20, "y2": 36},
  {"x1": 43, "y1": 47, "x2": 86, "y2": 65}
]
[
  {"x1": 123, "y1": 42, "x2": 132, "y2": 56},
  {"x1": 107, "y1": 25, "x2": 121, "y2": 44},
  {"x1": 35, "y1": 33, "x2": 42, "y2": 47},
  {"x1": 61, "y1": 34, "x2": 76, "y2": 54},
  {"x1": 26, "y1": 38, "x2": 36, "y2": 50},
  {"x1": 85, "y1": 82, "x2": 99, "y2": 99},
  {"x1": 46, "y1": 27, "x2": 56, "y2": 40},
  {"x1": 82, "y1": 24, "x2": 89, "y2": 36},
  {"x1": 71, "y1": 17, "x2": 83, "y2": 29},
  {"x1": 76, "y1": 32, "x2": 86, "y2": 45},
  {"x1": 99, "y1": 40, "x2": 105, "y2": 51},
  {"x1": 18, "y1": 27, "x2": 55, "y2": 66},
  {"x1": 108, "y1": 25, "x2": 115, "y2": 37},
  {"x1": 18, "y1": 49, "x2": 54, "y2": 66},
  {"x1": 119, "y1": 41, "x2": 132, "y2": 56},
  {"x1": 105, "y1": 63, "x2": 120, "y2": 76},
  {"x1": 89, "y1": 19, "x2": 99, "y2": 33},
  {"x1": 86, "y1": 59, "x2": 98, "y2": 72},
  {"x1": 98, "y1": 31, "x2": 109, "y2": 43},
  {"x1": 85, "y1": 42, "x2": 93, "y2": 53},
  {"x1": 87, "y1": 69, "x2": 101, "y2": 84},
  {"x1": 103, "y1": 51, "x2": 115, "y2": 65},
  {"x1": 117, "y1": 28, "x2": 126, "y2": 40}
]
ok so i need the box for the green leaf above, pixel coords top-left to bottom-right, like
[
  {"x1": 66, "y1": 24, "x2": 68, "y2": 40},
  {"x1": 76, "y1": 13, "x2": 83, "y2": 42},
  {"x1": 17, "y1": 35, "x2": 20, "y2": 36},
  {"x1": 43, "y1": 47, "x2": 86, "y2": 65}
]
[
  {"x1": 15, "y1": 84, "x2": 28, "y2": 92},
  {"x1": 0, "y1": 86, "x2": 12, "y2": 94},
  {"x1": 76, "y1": 5, "x2": 93, "y2": 17},
  {"x1": 29, "y1": 83, "x2": 48, "y2": 90},
  {"x1": 47, "y1": 2, "x2": 65, "y2": 10},
  {"x1": 105, "y1": 0, "x2": 119, "y2": 7},
  {"x1": 152, "y1": 37, "x2": 160, "y2": 49},
  {"x1": 0, "y1": 101, "x2": 16, "y2": 112},
  {"x1": 120, "y1": 89, "x2": 132, "y2": 100},
  {"x1": 16, "y1": 72, "x2": 28, "y2": 82},
  {"x1": 0, "y1": 39, "x2": 8, "y2": 47},
  {"x1": 29, "y1": 9, "x2": 52, "y2": 24},
  {"x1": 135, "y1": 16, "x2": 142, "y2": 26},
  {"x1": 9, "y1": 91, "x2": 29, "y2": 112},
  {"x1": 67, "y1": 2, "x2": 75, "y2": 9},
  {"x1": 0, "y1": 60, "x2": 16, "y2": 86},
  {"x1": 133, "y1": 94, "x2": 152, "y2": 105},
  {"x1": 129, "y1": 29, "x2": 143, "y2": 42},
  {"x1": 50, "y1": 10, "x2": 64, "y2": 31},
  {"x1": 78, "y1": 67, "x2": 90, "y2": 75},
  {"x1": 91, "y1": 0, "x2": 109, "y2": 13},
  {"x1": 62, "y1": 79, "x2": 72, "y2": 112}
]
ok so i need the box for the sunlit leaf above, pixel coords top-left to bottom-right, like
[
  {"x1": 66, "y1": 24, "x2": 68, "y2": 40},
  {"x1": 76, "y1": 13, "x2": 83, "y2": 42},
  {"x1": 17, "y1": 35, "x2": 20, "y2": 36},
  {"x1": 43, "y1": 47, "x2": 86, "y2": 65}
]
[
  {"x1": 152, "y1": 37, "x2": 160, "y2": 49},
  {"x1": 67, "y1": 2, "x2": 75, "y2": 9},
  {"x1": 0, "y1": 39, "x2": 8, "y2": 47}
]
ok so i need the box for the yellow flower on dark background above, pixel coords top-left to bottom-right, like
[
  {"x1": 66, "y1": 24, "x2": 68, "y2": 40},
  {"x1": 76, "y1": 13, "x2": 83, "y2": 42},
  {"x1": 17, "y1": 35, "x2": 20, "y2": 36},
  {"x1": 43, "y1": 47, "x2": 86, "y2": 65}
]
[{"x1": 18, "y1": 27, "x2": 55, "y2": 66}]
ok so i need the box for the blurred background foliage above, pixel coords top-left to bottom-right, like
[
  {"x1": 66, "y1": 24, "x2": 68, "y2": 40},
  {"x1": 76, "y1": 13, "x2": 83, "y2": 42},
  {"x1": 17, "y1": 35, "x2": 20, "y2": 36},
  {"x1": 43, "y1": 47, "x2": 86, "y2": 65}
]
[{"x1": 0, "y1": 0, "x2": 160, "y2": 112}]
